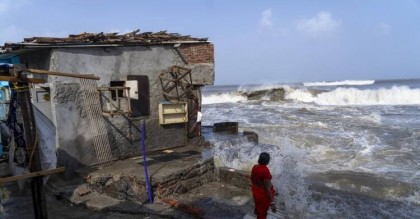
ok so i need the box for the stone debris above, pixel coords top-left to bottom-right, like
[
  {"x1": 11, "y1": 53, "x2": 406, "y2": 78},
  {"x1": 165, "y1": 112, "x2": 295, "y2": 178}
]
[
  {"x1": 161, "y1": 198, "x2": 204, "y2": 218},
  {"x1": 75, "y1": 185, "x2": 91, "y2": 197}
]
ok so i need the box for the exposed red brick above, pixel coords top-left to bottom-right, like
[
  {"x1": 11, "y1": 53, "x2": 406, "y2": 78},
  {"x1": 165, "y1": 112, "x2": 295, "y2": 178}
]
[{"x1": 179, "y1": 43, "x2": 214, "y2": 64}]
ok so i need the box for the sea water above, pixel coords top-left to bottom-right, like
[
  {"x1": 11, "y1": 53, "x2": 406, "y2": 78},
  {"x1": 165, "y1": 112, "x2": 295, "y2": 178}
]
[{"x1": 202, "y1": 79, "x2": 420, "y2": 218}]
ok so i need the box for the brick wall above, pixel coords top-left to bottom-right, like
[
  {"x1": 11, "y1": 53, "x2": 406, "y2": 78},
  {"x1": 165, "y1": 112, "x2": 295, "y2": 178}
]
[{"x1": 179, "y1": 43, "x2": 214, "y2": 64}]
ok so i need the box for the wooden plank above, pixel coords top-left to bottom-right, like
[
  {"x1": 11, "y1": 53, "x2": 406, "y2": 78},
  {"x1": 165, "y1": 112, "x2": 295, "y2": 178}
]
[
  {"x1": 27, "y1": 78, "x2": 47, "y2": 83},
  {"x1": 25, "y1": 69, "x2": 100, "y2": 80},
  {"x1": 0, "y1": 76, "x2": 46, "y2": 83},
  {"x1": 0, "y1": 167, "x2": 65, "y2": 184},
  {"x1": 0, "y1": 76, "x2": 18, "y2": 82}
]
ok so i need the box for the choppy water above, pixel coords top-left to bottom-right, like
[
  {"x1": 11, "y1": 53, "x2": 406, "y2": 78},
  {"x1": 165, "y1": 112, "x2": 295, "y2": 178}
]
[{"x1": 202, "y1": 79, "x2": 420, "y2": 218}]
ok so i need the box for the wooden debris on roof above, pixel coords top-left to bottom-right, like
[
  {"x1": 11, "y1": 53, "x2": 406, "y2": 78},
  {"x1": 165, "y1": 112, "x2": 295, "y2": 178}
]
[{"x1": 4, "y1": 29, "x2": 208, "y2": 49}]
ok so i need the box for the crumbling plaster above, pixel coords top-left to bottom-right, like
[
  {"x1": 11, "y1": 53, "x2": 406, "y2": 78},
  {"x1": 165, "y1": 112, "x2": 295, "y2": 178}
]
[{"x1": 19, "y1": 44, "x2": 214, "y2": 174}]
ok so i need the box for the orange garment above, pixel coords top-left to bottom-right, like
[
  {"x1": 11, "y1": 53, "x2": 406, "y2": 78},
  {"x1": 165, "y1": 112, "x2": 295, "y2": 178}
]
[{"x1": 251, "y1": 164, "x2": 275, "y2": 219}]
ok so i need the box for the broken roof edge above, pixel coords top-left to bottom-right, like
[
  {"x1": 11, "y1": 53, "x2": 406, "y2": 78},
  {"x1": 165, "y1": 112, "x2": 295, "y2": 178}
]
[
  {"x1": 0, "y1": 41, "x2": 213, "y2": 57},
  {"x1": 1, "y1": 29, "x2": 211, "y2": 54}
]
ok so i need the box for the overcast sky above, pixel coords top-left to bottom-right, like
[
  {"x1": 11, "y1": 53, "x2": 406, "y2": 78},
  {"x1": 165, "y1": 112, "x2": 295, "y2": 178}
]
[{"x1": 1, "y1": 0, "x2": 419, "y2": 85}]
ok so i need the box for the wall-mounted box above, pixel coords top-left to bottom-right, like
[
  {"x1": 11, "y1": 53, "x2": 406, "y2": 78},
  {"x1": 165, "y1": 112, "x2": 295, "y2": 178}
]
[{"x1": 159, "y1": 102, "x2": 188, "y2": 125}]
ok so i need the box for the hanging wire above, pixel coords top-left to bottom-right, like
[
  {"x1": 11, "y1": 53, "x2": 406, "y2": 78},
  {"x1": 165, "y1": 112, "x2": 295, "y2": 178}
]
[{"x1": 10, "y1": 82, "x2": 29, "y2": 92}]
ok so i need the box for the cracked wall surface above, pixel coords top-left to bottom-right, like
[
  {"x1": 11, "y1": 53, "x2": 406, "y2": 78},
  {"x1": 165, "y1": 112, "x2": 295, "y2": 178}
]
[{"x1": 19, "y1": 44, "x2": 214, "y2": 175}]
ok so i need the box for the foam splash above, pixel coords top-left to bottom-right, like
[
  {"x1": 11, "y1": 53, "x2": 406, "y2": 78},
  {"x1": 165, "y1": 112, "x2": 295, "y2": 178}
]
[
  {"x1": 284, "y1": 87, "x2": 317, "y2": 103},
  {"x1": 285, "y1": 86, "x2": 420, "y2": 105},
  {"x1": 354, "y1": 131, "x2": 382, "y2": 156},
  {"x1": 210, "y1": 137, "x2": 311, "y2": 216},
  {"x1": 403, "y1": 190, "x2": 420, "y2": 205},
  {"x1": 202, "y1": 92, "x2": 247, "y2": 104},
  {"x1": 272, "y1": 141, "x2": 311, "y2": 215},
  {"x1": 360, "y1": 113, "x2": 382, "y2": 124},
  {"x1": 304, "y1": 80, "x2": 375, "y2": 87},
  {"x1": 316, "y1": 86, "x2": 420, "y2": 105}
]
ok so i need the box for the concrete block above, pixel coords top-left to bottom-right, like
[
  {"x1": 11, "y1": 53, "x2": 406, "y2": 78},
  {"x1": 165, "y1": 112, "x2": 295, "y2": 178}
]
[
  {"x1": 218, "y1": 167, "x2": 251, "y2": 190},
  {"x1": 85, "y1": 194, "x2": 122, "y2": 211}
]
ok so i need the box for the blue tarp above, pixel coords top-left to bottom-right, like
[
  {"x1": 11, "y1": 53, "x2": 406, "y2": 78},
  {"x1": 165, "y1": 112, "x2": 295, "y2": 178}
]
[
  {"x1": 0, "y1": 56, "x2": 19, "y2": 65},
  {"x1": 0, "y1": 57, "x2": 18, "y2": 87},
  {"x1": 0, "y1": 57, "x2": 18, "y2": 156},
  {"x1": 0, "y1": 63, "x2": 13, "y2": 68}
]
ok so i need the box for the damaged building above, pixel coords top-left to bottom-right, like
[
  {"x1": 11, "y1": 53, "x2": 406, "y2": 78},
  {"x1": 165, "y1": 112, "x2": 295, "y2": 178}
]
[{"x1": 0, "y1": 30, "x2": 215, "y2": 177}]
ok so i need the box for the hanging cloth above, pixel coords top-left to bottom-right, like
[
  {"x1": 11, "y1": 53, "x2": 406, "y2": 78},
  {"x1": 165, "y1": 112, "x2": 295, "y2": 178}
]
[{"x1": 6, "y1": 88, "x2": 29, "y2": 167}]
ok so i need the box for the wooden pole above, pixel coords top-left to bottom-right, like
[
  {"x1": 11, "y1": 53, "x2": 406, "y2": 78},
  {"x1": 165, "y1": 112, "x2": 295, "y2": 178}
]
[
  {"x1": 25, "y1": 68, "x2": 100, "y2": 80},
  {"x1": 15, "y1": 81, "x2": 49, "y2": 219},
  {"x1": 0, "y1": 76, "x2": 46, "y2": 83},
  {"x1": 0, "y1": 167, "x2": 65, "y2": 184}
]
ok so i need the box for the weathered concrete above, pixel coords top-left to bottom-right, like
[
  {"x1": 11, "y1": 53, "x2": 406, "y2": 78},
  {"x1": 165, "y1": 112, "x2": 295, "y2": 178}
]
[
  {"x1": 71, "y1": 191, "x2": 123, "y2": 210},
  {"x1": 218, "y1": 167, "x2": 251, "y2": 190},
  {"x1": 1, "y1": 179, "x2": 195, "y2": 219},
  {"x1": 18, "y1": 43, "x2": 214, "y2": 174},
  {"x1": 1, "y1": 129, "x2": 288, "y2": 219},
  {"x1": 173, "y1": 182, "x2": 254, "y2": 219},
  {"x1": 155, "y1": 158, "x2": 215, "y2": 198},
  {"x1": 18, "y1": 49, "x2": 51, "y2": 71},
  {"x1": 26, "y1": 131, "x2": 266, "y2": 218},
  {"x1": 75, "y1": 145, "x2": 215, "y2": 202}
]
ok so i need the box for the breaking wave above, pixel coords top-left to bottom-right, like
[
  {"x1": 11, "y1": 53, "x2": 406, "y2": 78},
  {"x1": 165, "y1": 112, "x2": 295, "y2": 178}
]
[
  {"x1": 287, "y1": 86, "x2": 420, "y2": 105},
  {"x1": 304, "y1": 80, "x2": 375, "y2": 87},
  {"x1": 202, "y1": 92, "x2": 247, "y2": 104},
  {"x1": 203, "y1": 85, "x2": 420, "y2": 106}
]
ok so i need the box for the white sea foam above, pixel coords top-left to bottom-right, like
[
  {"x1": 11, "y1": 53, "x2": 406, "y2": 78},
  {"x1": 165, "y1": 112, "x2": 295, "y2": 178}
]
[
  {"x1": 317, "y1": 86, "x2": 420, "y2": 105},
  {"x1": 202, "y1": 92, "x2": 247, "y2": 104},
  {"x1": 360, "y1": 113, "x2": 382, "y2": 124},
  {"x1": 210, "y1": 137, "x2": 311, "y2": 216},
  {"x1": 403, "y1": 190, "x2": 420, "y2": 205},
  {"x1": 286, "y1": 86, "x2": 420, "y2": 105},
  {"x1": 316, "y1": 122, "x2": 328, "y2": 128},
  {"x1": 304, "y1": 80, "x2": 375, "y2": 87},
  {"x1": 203, "y1": 81, "x2": 420, "y2": 217},
  {"x1": 354, "y1": 132, "x2": 382, "y2": 156},
  {"x1": 284, "y1": 87, "x2": 317, "y2": 103}
]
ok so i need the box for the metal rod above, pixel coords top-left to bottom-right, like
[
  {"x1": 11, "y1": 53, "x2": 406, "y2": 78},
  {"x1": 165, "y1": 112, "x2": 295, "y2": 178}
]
[{"x1": 141, "y1": 121, "x2": 153, "y2": 203}]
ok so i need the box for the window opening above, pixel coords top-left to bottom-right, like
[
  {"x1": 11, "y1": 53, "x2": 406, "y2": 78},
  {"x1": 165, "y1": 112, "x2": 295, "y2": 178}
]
[
  {"x1": 110, "y1": 81, "x2": 125, "y2": 100},
  {"x1": 98, "y1": 82, "x2": 132, "y2": 117}
]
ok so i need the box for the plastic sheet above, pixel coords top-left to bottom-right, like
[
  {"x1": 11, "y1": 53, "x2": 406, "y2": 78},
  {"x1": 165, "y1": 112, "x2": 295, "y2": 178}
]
[{"x1": 33, "y1": 106, "x2": 57, "y2": 183}]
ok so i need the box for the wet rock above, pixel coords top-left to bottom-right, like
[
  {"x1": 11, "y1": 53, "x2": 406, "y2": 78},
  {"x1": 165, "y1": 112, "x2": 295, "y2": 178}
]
[
  {"x1": 243, "y1": 131, "x2": 258, "y2": 143},
  {"x1": 241, "y1": 88, "x2": 285, "y2": 101}
]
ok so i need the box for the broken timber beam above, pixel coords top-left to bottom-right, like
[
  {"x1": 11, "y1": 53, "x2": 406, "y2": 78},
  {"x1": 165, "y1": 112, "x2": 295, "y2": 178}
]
[
  {"x1": 0, "y1": 76, "x2": 46, "y2": 84},
  {"x1": 0, "y1": 167, "x2": 65, "y2": 184},
  {"x1": 25, "y1": 68, "x2": 100, "y2": 80}
]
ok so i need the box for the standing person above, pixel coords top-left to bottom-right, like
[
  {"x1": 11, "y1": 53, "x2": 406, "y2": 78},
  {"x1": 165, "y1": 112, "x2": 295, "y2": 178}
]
[{"x1": 251, "y1": 152, "x2": 276, "y2": 219}]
